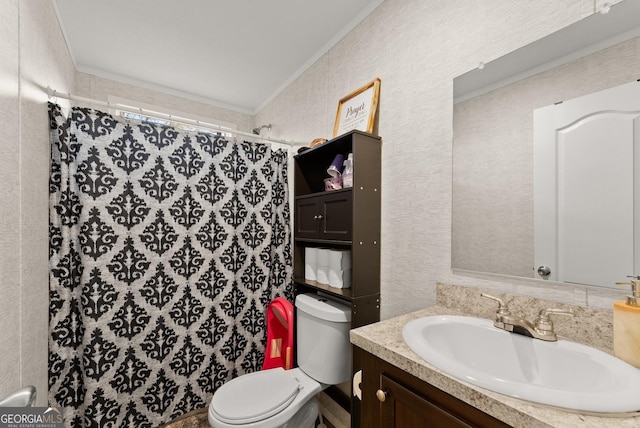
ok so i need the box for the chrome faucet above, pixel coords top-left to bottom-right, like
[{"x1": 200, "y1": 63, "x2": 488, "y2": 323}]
[{"x1": 481, "y1": 293, "x2": 574, "y2": 341}]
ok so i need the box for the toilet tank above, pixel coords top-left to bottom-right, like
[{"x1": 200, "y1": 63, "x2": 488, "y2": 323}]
[{"x1": 295, "y1": 293, "x2": 352, "y2": 385}]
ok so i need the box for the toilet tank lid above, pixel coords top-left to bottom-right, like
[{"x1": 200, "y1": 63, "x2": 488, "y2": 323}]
[{"x1": 295, "y1": 293, "x2": 351, "y2": 322}]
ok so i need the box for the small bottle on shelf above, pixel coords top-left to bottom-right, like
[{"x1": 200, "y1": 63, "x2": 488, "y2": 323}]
[{"x1": 342, "y1": 153, "x2": 353, "y2": 188}]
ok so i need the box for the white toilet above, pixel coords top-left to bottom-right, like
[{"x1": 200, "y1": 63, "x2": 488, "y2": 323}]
[{"x1": 208, "y1": 293, "x2": 352, "y2": 428}]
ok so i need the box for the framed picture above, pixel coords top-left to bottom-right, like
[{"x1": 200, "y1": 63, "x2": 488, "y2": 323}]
[{"x1": 333, "y1": 78, "x2": 381, "y2": 137}]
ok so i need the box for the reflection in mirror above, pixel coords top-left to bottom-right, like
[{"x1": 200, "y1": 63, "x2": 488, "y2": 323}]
[
  {"x1": 533, "y1": 81, "x2": 640, "y2": 288},
  {"x1": 452, "y1": 0, "x2": 640, "y2": 289}
]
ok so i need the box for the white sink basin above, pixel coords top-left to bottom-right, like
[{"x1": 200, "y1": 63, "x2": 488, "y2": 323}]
[{"x1": 402, "y1": 315, "x2": 640, "y2": 414}]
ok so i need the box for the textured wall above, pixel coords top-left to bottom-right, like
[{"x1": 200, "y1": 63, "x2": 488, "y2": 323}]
[
  {"x1": 0, "y1": 0, "x2": 22, "y2": 400},
  {"x1": 0, "y1": 0, "x2": 75, "y2": 405},
  {"x1": 453, "y1": 35, "x2": 640, "y2": 278},
  {"x1": 76, "y1": 73, "x2": 254, "y2": 133},
  {"x1": 254, "y1": 0, "x2": 619, "y2": 318}
]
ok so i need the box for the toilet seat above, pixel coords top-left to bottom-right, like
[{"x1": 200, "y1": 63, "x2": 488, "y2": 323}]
[{"x1": 210, "y1": 368, "x2": 301, "y2": 424}]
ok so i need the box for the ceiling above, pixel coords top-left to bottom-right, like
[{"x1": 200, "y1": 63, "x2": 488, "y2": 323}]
[{"x1": 53, "y1": 0, "x2": 384, "y2": 114}]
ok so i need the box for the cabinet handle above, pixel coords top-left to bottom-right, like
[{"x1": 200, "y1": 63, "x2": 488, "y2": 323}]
[
  {"x1": 376, "y1": 389, "x2": 388, "y2": 402},
  {"x1": 314, "y1": 214, "x2": 323, "y2": 220}
]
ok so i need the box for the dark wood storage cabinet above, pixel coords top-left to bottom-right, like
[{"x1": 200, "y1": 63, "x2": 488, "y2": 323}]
[
  {"x1": 352, "y1": 347, "x2": 512, "y2": 428},
  {"x1": 295, "y1": 190, "x2": 352, "y2": 241},
  {"x1": 293, "y1": 130, "x2": 381, "y2": 328}
]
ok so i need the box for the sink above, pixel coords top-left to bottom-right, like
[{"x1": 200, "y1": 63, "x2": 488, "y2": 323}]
[{"x1": 402, "y1": 315, "x2": 640, "y2": 414}]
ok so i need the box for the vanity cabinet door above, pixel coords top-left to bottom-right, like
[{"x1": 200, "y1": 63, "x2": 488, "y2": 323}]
[
  {"x1": 352, "y1": 346, "x2": 512, "y2": 428},
  {"x1": 379, "y1": 375, "x2": 473, "y2": 428}
]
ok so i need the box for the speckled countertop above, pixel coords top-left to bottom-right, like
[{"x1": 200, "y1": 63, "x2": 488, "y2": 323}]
[{"x1": 350, "y1": 284, "x2": 640, "y2": 428}]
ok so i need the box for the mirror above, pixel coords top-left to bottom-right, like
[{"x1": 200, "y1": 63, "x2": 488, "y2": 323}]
[{"x1": 452, "y1": 0, "x2": 640, "y2": 289}]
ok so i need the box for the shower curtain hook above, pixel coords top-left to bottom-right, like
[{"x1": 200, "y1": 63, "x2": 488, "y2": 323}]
[{"x1": 46, "y1": 86, "x2": 58, "y2": 103}]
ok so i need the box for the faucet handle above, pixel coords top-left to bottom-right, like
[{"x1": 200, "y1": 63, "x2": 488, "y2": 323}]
[
  {"x1": 538, "y1": 307, "x2": 574, "y2": 318},
  {"x1": 481, "y1": 293, "x2": 510, "y2": 315},
  {"x1": 616, "y1": 275, "x2": 640, "y2": 288},
  {"x1": 535, "y1": 308, "x2": 574, "y2": 338}
]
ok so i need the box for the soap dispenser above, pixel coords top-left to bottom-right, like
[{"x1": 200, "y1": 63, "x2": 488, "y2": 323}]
[{"x1": 614, "y1": 275, "x2": 640, "y2": 368}]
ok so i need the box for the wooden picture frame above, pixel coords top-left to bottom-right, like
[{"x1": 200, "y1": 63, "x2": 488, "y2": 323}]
[{"x1": 333, "y1": 78, "x2": 381, "y2": 137}]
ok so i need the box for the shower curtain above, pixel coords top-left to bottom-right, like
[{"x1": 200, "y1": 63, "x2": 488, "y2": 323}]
[{"x1": 48, "y1": 103, "x2": 293, "y2": 427}]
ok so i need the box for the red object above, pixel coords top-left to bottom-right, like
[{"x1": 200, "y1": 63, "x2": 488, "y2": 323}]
[{"x1": 262, "y1": 297, "x2": 294, "y2": 370}]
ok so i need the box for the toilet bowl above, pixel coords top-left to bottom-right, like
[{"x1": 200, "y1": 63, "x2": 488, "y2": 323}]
[
  {"x1": 208, "y1": 293, "x2": 351, "y2": 428},
  {"x1": 208, "y1": 367, "x2": 320, "y2": 428}
]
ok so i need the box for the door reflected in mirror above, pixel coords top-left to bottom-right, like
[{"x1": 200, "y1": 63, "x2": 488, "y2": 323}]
[
  {"x1": 452, "y1": 0, "x2": 640, "y2": 289},
  {"x1": 533, "y1": 81, "x2": 640, "y2": 288}
]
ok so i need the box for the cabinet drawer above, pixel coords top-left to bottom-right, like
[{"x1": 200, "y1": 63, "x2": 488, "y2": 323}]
[{"x1": 295, "y1": 191, "x2": 352, "y2": 241}]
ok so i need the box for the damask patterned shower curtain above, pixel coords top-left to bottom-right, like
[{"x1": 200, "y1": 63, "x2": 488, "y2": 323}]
[{"x1": 48, "y1": 103, "x2": 293, "y2": 427}]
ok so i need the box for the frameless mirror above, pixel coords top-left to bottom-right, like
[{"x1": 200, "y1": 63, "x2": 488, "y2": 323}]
[{"x1": 452, "y1": 0, "x2": 640, "y2": 289}]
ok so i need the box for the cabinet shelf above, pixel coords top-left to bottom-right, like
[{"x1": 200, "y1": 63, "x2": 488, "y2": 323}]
[
  {"x1": 295, "y1": 188, "x2": 352, "y2": 200},
  {"x1": 294, "y1": 238, "x2": 352, "y2": 245},
  {"x1": 294, "y1": 130, "x2": 381, "y2": 196},
  {"x1": 294, "y1": 278, "x2": 353, "y2": 300}
]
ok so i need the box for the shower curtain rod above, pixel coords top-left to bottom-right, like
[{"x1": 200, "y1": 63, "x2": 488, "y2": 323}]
[{"x1": 46, "y1": 86, "x2": 300, "y2": 147}]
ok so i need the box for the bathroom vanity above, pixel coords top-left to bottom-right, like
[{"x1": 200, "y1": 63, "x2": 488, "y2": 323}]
[{"x1": 350, "y1": 284, "x2": 640, "y2": 427}]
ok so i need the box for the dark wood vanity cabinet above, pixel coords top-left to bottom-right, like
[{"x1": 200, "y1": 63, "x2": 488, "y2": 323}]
[
  {"x1": 293, "y1": 130, "x2": 381, "y2": 328},
  {"x1": 352, "y1": 346, "x2": 512, "y2": 428}
]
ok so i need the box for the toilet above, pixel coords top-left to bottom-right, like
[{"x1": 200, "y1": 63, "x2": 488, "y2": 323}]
[{"x1": 208, "y1": 293, "x2": 352, "y2": 428}]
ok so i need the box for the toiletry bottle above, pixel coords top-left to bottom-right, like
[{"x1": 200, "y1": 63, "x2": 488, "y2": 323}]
[
  {"x1": 613, "y1": 276, "x2": 640, "y2": 367},
  {"x1": 342, "y1": 153, "x2": 353, "y2": 188}
]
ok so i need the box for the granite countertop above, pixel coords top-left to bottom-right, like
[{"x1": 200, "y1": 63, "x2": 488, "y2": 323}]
[{"x1": 350, "y1": 305, "x2": 640, "y2": 428}]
